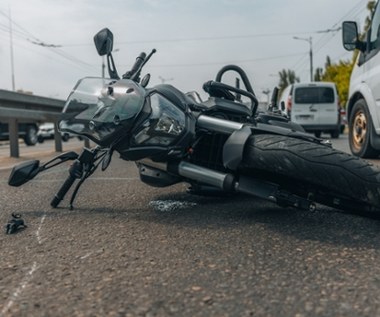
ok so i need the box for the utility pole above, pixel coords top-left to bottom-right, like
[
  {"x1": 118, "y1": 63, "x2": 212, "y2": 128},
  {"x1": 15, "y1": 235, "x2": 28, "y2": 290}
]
[
  {"x1": 9, "y1": 7, "x2": 15, "y2": 91},
  {"x1": 293, "y1": 36, "x2": 313, "y2": 82}
]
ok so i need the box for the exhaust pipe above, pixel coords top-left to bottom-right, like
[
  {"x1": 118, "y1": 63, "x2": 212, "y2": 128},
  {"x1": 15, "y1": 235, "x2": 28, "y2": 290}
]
[{"x1": 139, "y1": 159, "x2": 235, "y2": 192}]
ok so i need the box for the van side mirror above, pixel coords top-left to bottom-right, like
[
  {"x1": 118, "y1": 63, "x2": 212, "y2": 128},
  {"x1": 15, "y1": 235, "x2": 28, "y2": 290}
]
[
  {"x1": 94, "y1": 28, "x2": 114, "y2": 56},
  {"x1": 342, "y1": 21, "x2": 365, "y2": 52}
]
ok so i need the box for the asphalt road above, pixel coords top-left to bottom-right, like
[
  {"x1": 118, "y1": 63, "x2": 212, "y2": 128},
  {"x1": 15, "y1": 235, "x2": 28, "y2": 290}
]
[{"x1": 0, "y1": 134, "x2": 380, "y2": 316}]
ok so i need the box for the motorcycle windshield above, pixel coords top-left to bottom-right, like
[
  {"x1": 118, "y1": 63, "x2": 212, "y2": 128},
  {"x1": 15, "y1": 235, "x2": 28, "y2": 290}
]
[{"x1": 59, "y1": 77, "x2": 145, "y2": 143}]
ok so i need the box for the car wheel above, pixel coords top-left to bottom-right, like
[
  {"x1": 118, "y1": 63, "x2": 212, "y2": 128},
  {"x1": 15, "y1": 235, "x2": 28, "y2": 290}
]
[
  {"x1": 24, "y1": 125, "x2": 38, "y2": 146},
  {"x1": 37, "y1": 135, "x2": 44, "y2": 143},
  {"x1": 330, "y1": 129, "x2": 340, "y2": 139},
  {"x1": 349, "y1": 99, "x2": 379, "y2": 158},
  {"x1": 62, "y1": 133, "x2": 70, "y2": 142}
]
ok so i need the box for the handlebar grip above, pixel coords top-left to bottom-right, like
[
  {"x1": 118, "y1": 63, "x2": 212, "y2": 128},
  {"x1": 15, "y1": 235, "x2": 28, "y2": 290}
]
[
  {"x1": 50, "y1": 174, "x2": 76, "y2": 208},
  {"x1": 123, "y1": 52, "x2": 146, "y2": 80},
  {"x1": 131, "y1": 52, "x2": 146, "y2": 73}
]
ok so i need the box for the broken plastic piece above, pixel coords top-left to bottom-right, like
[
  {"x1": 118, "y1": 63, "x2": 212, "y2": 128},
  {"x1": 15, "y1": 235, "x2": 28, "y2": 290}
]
[{"x1": 5, "y1": 213, "x2": 27, "y2": 234}]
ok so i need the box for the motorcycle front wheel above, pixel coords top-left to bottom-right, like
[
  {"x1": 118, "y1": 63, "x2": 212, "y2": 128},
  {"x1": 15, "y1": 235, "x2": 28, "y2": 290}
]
[{"x1": 238, "y1": 134, "x2": 380, "y2": 214}]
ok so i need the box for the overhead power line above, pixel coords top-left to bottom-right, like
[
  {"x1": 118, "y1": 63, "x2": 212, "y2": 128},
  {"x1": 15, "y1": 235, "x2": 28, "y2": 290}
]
[
  {"x1": 135, "y1": 52, "x2": 308, "y2": 68},
  {"x1": 292, "y1": 0, "x2": 367, "y2": 75},
  {"x1": 60, "y1": 28, "x2": 347, "y2": 47},
  {"x1": 28, "y1": 39, "x2": 62, "y2": 48},
  {"x1": 0, "y1": 8, "x2": 96, "y2": 72}
]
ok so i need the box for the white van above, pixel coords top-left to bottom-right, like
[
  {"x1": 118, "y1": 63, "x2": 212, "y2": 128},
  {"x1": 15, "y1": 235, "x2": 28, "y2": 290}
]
[
  {"x1": 342, "y1": 1, "x2": 380, "y2": 158},
  {"x1": 279, "y1": 82, "x2": 341, "y2": 138}
]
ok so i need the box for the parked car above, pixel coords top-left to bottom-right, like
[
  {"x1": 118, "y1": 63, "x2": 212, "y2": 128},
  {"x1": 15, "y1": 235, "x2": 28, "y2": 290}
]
[
  {"x1": 342, "y1": 2, "x2": 380, "y2": 158},
  {"x1": 279, "y1": 82, "x2": 341, "y2": 138},
  {"x1": 0, "y1": 122, "x2": 39, "y2": 146},
  {"x1": 37, "y1": 122, "x2": 71, "y2": 143}
]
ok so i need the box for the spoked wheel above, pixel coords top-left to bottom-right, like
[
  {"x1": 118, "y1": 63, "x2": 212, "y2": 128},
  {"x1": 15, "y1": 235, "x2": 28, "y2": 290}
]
[
  {"x1": 239, "y1": 134, "x2": 380, "y2": 214},
  {"x1": 352, "y1": 111, "x2": 367, "y2": 148},
  {"x1": 349, "y1": 99, "x2": 379, "y2": 158}
]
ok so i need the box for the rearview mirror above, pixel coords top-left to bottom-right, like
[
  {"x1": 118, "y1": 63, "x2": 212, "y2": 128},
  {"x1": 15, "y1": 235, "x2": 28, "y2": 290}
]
[
  {"x1": 8, "y1": 160, "x2": 40, "y2": 187},
  {"x1": 342, "y1": 21, "x2": 361, "y2": 51},
  {"x1": 94, "y1": 28, "x2": 114, "y2": 56}
]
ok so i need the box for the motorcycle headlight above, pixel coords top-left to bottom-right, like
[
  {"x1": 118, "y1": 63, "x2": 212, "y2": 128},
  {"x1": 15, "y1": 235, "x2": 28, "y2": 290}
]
[{"x1": 133, "y1": 93, "x2": 186, "y2": 146}]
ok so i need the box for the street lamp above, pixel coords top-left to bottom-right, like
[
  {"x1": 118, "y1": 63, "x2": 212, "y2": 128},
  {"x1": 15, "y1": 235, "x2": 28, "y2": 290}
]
[{"x1": 293, "y1": 36, "x2": 313, "y2": 82}]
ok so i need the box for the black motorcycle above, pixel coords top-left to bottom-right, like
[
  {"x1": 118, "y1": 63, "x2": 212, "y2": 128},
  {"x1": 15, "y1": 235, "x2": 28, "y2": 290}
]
[{"x1": 8, "y1": 28, "x2": 380, "y2": 214}]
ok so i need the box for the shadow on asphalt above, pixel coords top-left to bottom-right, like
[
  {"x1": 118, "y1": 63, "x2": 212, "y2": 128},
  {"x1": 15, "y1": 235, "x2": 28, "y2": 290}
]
[
  {"x1": 133, "y1": 192, "x2": 380, "y2": 250},
  {"x1": 17, "y1": 191, "x2": 380, "y2": 250}
]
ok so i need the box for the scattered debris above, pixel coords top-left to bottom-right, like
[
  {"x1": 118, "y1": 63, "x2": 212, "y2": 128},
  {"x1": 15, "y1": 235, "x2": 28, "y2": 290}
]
[
  {"x1": 5, "y1": 213, "x2": 27, "y2": 234},
  {"x1": 149, "y1": 200, "x2": 197, "y2": 212}
]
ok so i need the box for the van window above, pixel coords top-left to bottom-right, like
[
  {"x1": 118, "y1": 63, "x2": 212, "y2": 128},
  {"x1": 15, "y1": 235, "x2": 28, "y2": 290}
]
[
  {"x1": 294, "y1": 87, "x2": 334, "y2": 104},
  {"x1": 370, "y1": 2, "x2": 380, "y2": 48}
]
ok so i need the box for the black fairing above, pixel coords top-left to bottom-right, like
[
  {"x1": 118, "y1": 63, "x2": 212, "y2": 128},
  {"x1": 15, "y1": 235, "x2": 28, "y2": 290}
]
[
  {"x1": 116, "y1": 85, "x2": 197, "y2": 161},
  {"x1": 223, "y1": 126, "x2": 252, "y2": 170}
]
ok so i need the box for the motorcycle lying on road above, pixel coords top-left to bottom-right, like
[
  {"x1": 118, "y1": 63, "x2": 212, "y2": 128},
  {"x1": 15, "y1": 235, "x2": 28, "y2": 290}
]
[{"x1": 8, "y1": 28, "x2": 380, "y2": 214}]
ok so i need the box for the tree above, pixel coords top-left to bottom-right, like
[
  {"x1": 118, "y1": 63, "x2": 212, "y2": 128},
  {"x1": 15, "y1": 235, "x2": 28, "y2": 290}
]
[
  {"x1": 278, "y1": 69, "x2": 300, "y2": 95},
  {"x1": 314, "y1": 67, "x2": 324, "y2": 82},
  {"x1": 364, "y1": 1, "x2": 376, "y2": 33},
  {"x1": 321, "y1": 60, "x2": 354, "y2": 107}
]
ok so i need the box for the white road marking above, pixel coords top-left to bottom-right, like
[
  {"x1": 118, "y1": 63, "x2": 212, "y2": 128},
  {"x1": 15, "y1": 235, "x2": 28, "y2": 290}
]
[
  {"x1": 36, "y1": 214, "x2": 46, "y2": 245},
  {"x1": 0, "y1": 262, "x2": 38, "y2": 316}
]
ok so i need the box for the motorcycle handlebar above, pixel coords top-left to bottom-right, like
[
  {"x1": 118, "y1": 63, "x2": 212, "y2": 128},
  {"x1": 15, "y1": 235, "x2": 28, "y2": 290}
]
[
  {"x1": 50, "y1": 174, "x2": 76, "y2": 208},
  {"x1": 123, "y1": 52, "x2": 146, "y2": 80},
  {"x1": 130, "y1": 52, "x2": 146, "y2": 75},
  {"x1": 50, "y1": 160, "x2": 83, "y2": 208}
]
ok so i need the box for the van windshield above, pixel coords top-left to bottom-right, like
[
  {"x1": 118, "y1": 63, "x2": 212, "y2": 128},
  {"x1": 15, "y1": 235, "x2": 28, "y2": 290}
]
[{"x1": 294, "y1": 87, "x2": 334, "y2": 104}]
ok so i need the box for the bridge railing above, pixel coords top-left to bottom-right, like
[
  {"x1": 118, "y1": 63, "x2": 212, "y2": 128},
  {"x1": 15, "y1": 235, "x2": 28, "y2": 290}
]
[{"x1": 0, "y1": 89, "x2": 88, "y2": 158}]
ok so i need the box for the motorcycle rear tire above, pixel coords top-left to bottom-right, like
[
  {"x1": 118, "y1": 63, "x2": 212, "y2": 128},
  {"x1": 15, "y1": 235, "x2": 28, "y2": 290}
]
[{"x1": 239, "y1": 134, "x2": 380, "y2": 213}]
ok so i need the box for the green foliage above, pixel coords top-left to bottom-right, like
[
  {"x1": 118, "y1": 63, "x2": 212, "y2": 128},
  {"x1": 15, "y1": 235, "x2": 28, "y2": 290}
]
[
  {"x1": 275, "y1": 1, "x2": 373, "y2": 106},
  {"x1": 314, "y1": 67, "x2": 324, "y2": 82},
  {"x1": 320, "y1": 59, "x2": 354, "y2": 107},
  {"x1": 278, "y1": 69, "x2": 300, "y2": 95},
  {"x1": 365, "y1": 0, "x2": 376, "y2": 33}
]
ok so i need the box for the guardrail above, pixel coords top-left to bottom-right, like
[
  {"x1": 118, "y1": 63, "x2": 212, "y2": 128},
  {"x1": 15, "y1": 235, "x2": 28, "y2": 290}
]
[
  {"x1": 0, "y1": 89, "x2": 88, "y2": 158},
  {"x1": 0, "y1": 89, "x2": 270, "y2": 158}
]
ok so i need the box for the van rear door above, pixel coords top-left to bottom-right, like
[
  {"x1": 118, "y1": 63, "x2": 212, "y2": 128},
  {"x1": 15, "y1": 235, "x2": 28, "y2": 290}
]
[{"x1": 293, "y1": 86, "x2": 337, "y2": 126}]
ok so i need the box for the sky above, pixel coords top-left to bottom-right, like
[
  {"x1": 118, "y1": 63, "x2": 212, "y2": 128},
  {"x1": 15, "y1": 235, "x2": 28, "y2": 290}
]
[{"x1": 0, "y1": 0, "x2": 371, "y2": 102}]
